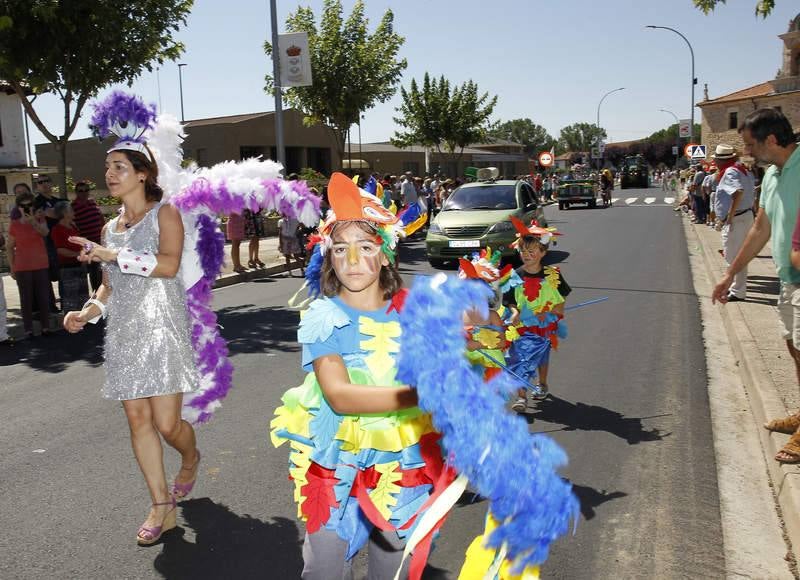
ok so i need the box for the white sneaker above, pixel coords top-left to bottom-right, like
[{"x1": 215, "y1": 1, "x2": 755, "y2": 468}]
[
  {"x1": 526, "y1": 390, "x2": 540, "y2": 410},
  {"x1": 511, "y1": 397, "x2": 527, "y2": 413}
]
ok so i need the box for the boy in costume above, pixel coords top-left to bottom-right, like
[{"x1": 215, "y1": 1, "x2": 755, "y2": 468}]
[{"x1": 503, "y1": 217, "x2": 570, "y2": 412}]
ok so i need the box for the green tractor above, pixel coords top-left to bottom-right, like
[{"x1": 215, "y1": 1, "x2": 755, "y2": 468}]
[{"x1": 619, "y1": 155, "x2": 649, "y2": 189}]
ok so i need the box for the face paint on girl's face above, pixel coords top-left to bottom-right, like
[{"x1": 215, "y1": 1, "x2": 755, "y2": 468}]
[{"x1": 330, "y1": 222, "x2": 388, "y2": 294}]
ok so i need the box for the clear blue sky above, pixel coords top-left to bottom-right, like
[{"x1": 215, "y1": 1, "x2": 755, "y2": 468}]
[{"x1": 26, "y1": 0, "x2": 800, "y2": 158}]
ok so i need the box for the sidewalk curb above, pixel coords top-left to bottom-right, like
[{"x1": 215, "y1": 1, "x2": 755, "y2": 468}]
[{"x1": 691, "y1": 218, "x2": 800, "y2": 568}]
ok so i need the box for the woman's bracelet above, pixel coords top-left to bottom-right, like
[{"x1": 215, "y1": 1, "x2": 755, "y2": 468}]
[{"x1": 82, "y1": 298, "x2": 107, "y2": 324}]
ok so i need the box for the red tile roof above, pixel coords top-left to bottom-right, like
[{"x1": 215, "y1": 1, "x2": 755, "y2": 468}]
[{"x1": 698, "y1": 81, "x2": 775, "y2": 106}]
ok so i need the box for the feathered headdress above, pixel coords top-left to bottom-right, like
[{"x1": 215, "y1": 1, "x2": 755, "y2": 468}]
[
  {"x1": 458, "y1": 246, "x2": 510, "y2": 284},
  {"x1": 89, "y1": 91, "x2": 157, "y2": 155},
  {"x1": 510, "y1": 216, "x2": 561, "y2": 247},
  {"x1": 294, "y1": 172, "x2": 404, "y2": 305},
  {"x1": 88, "y1": 91, "x2": 321, "y2": 424}
]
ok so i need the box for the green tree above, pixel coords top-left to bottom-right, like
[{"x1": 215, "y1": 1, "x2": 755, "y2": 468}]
[
  {"x1": 0, "y1": 0, "x2": 192, "y2": 192},
  {"x1": 488, "y1": 118, "x2": 556, "y2": 157},
  {"x1": 558, "y1": 123, "x2": 607, "y2": 153},
  {"x1": 646, "y1": 123, "x2": 701, "y2": 142},
  {"x1": 265, "y1": 0, "x2": 406, "y2": 169},
  {"x1": 693, "y1": 0, "x2": 775, "y2": 18},
  {"x1": 393, "y1": 74, "x2": 497, "y2": 168}
]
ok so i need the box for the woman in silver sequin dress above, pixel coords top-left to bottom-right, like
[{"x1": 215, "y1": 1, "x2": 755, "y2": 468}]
[{"x1": 64, "y1": 147, "x2": 202, "y2": 546}]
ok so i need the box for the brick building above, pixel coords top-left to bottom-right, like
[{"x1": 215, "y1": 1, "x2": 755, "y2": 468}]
[
  {"x1": 36, "y1": 109, "x2": 529, "y2": 189},
  {"x1": 698, "y1": 13, "x2": 800, "y2": 155}
]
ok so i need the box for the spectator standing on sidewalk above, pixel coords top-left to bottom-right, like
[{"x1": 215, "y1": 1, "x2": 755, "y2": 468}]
[
  {"x1": 712, "y1": 144, "x2": 755, "y2": 301},
  {"x1": 690, "y1": 165, "x2": 707, "y2": 224},
  {"x1": 71, "y1": 180, "x2": 105, "y2": 291},
  {"x1": 33, "y1": 175, "x2": 66, "y2": 286},
  {"x1": 400, "y1": 171, "x2": 417, "y2": 210},
  {"x1": 226, "y1": 212, "x2": 246, "y2": 273},
  {"x1": 711, "y1": 109, "x2": 800, "y2": 462},
  {"x1": 6, "y1": 189, "x2": 52, "y2": 338},
  {"x1": 51, "y1": 201, "x2": 89, "y2": 313},
  {"x1": 243, "y1": 208, "x2": 266, "y2": 269},
  {"x1": 702, "y1": 164, "x2": 717, "y2": 226},
  {"x1": 277, "y1": 212, "x2": 304, "y2": 277},
  {"x1": 0, "y1": 221, "x2": 9, "y2": 345}
]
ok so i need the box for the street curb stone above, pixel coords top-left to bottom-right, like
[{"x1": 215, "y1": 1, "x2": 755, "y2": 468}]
[{"x1": 690, "y1": 217, "x2": 800, "y2": 570}]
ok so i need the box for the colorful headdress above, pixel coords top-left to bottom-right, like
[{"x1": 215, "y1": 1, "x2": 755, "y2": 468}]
[
  {"x1": 510, "y1": 215, "x2": 561, "y2": 247},
  {"x1": 458, "y1": 246, "x2": 508, "y2": 284},
  {"x1": 296, "y1": 172, "x2": 404, "y2": 305},
  {"x1": 89, "y1": 91, "x2": 157, "y2": 155},
  {"x1": 88, "y1": 91, "x2": 320, "y2": 424}
]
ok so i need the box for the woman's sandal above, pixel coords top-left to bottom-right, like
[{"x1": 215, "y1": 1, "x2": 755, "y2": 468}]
[
  {"x1": 255, "y1": 259, "x2": 266, "y2": 268},
  {"x1": 764, "y1": 414, "x2": 800, "y2": 435},
  {"x1": 137, "y1": 497, "x2": 177, "y2": 546},
  {"x1": 776, "y1": 432, "x2": 800, "y2": 464},
  {"x1": 172, "y1": 449, "x2": 201, "y2": 499}
]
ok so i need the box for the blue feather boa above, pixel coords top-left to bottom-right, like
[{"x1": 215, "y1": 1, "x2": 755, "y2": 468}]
[{"x1": 397, "y1": 274, "x2": 578, "y2": 571}]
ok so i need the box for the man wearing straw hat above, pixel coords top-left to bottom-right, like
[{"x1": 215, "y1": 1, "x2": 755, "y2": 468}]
[{"x1": 712, "y1": 143, "x2": 755, "y2": 301}]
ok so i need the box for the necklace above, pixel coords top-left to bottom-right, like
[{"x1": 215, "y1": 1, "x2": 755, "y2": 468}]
[{"x1": 122, "y1": 205, "x2": 152, "y2": 228}]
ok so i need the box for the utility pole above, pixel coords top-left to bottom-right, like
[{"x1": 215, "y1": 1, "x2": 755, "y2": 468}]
[{"x1": 270, "y1": 0, "x2": 286, "y2": 171}]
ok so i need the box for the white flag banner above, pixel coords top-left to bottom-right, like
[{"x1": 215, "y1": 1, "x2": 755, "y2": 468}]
[{"x1": 278, "y1": 32, "x2": 313, "y2": 87}]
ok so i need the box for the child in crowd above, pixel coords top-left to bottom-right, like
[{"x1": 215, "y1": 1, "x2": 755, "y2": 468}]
[
  {"x1": 503, "y1": 217, "x2": 571, "y2": 412},
  {"x1": 277, "y1": 211, "x2": 305, "y2": 277},
  {"x1": 271, "y1": 173, "x2": 448, "y2": 579},
  {"x1": 459, "y1": 248, "x2": 510, "y2": 381}
]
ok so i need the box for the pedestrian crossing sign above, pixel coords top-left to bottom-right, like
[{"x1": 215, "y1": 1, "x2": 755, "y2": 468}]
[{"x1": 684, "y1": 144, "x2": 707, "y2": 159}]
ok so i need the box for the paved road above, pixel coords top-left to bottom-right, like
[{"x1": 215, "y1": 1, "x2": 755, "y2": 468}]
[{"x1": 0, "y1": 186, "x2": 725, "y2": 579}]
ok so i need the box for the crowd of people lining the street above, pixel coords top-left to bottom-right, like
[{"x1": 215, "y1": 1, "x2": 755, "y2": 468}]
[{"x1": 659, "y1": 108, "x2": 800, "y2": 465}]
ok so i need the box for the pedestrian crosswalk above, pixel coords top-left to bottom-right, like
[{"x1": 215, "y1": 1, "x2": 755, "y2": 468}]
[{"x1": 608, "y1": 197, "x2": 677, "y2": 207}]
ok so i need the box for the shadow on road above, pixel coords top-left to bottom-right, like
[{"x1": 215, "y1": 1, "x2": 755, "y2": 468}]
[
  {"x1": 153, "y1": 498, "x2": 302, "y2": 579},
  {"x1": 543, "y1": 250, "x2": 570, "y2": 266},
  {"x1": 529, "y1": 395, "x2": 669, "y2": 445},
  {"x1": 397, "y1": 238, "x2": 430, "y2": 272},
  {"x1": 569, "y1": 483, "x2": 628, "y2": 521},
  {"x1": 217, "y1": 305, "x2": 301, "y2": 356},
  {"x1": 0, "y1": 323, "x2": 104, "y2": 372},
  {"x1": 747, "y1": 275, "x2": 779, "y2": 296}
]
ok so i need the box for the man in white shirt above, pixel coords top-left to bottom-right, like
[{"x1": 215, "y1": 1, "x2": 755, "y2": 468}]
[
  {"x1": 712, "y1": 144, "x2": 756, "y2": 300},
  {"x1": 400, "y1": 172, "x2": 418, "y2": 209}
]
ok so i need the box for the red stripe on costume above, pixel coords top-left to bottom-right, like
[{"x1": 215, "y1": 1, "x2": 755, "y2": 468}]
[
  {"x1": 387, "y1": 288, "x2": 409, "y2": 314},
  {"x1": 523, "y1": 276, "x2": 543, "y2": 302}
]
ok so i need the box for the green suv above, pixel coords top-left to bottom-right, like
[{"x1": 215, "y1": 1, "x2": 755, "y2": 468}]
[{"x1": 425, "y1": 179, "x2": 547, "y2": 268}]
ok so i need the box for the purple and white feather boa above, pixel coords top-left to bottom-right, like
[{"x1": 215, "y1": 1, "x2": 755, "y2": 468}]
[{"x1": 171, "y1": 177, "x2": 320, "y2": 424}]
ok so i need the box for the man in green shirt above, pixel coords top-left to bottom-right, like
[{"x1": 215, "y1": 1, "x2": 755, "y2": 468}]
[{"x1": 712, "y1": 108, "x2": 800, "y2": 463}]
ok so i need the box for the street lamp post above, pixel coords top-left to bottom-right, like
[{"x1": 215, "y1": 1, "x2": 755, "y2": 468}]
[
  {"x1": 269, "y1": 0, "x2": 286, "y2": 171},
  {"x1": 596, "y1": 87, "x2": 625, "y2": 169},
  {"x1": 646, "y1": 25, "x2": 696, "y2": 144},
  {"x1": 659, "y1": 108, "x2": 680, "y2": 168},
  {"x1": 177, "y1": 63, "x2": 187, "y2": 123}
]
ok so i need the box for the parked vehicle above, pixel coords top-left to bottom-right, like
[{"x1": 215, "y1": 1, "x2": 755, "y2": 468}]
[{"x1": 425, "y1": 169, "x2": 547, "y2": 268}]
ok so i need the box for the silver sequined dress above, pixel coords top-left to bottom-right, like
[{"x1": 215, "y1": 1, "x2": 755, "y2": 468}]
[{"x1": 102, "y1": 204, "x2": 198, "y2": 400}]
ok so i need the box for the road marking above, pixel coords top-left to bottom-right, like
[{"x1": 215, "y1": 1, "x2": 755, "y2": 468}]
[
  {"x1": 664, "y1": 197, "x2": 675, "y2": 204},
  {"x1": 644, "y1": 197, "x2": 656, "y2": 204},
  {"x1": 625, "y1": 197, "x2": 638, "y2": 205},
  {"x1": 611, "y1": 198, "x2": 619, "y2": 203}
]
